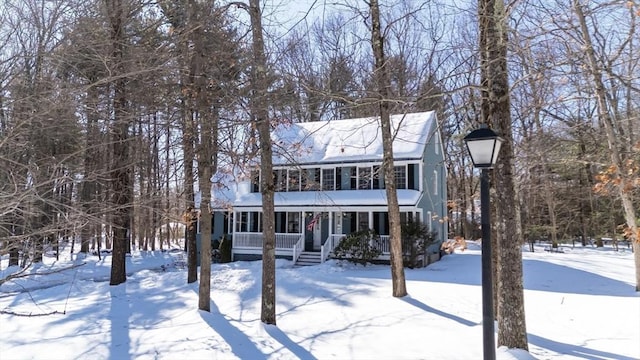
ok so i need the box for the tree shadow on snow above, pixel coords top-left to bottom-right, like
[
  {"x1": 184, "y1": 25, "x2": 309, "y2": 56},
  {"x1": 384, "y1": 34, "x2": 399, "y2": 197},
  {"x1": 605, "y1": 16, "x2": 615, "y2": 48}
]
[
  {"x1": 528, "y1": 333, "x2": 639, "y2": 360},
  {"x1": 108, "y1": 285, "x2": 131, "y2": 360},
  {"x1": 198, "y1": 298, "x2": 266, "y2": 359},
  {"x1": 48, "y1": 273, "x2": 191, "y2": 359},
  {"x1": 522, "y1": 259, "x2": 635, "y2": 297},
  {"x1": 197, "y1": 289, "x2": 318, "y2": 360},
  {"x1": 400, "y1": 296, "x2": 477, "y2": 327},
  {"x1": 424, "y1": 254, "x2": 636, "y2": 297},
  {"x1": 263, "y1": 324, "x2": 317, "y2": 360}
]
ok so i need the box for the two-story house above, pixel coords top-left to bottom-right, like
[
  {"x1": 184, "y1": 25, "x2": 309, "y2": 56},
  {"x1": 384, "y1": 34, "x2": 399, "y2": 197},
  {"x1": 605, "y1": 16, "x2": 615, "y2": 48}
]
[{"x1": 201, "y1": 111, "x2": 447, "y2": 266}]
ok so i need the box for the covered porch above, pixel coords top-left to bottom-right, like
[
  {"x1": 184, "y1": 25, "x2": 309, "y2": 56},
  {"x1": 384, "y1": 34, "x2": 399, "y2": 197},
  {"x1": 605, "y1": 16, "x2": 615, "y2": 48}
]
[{"x1": 230, "y1": 209, "x2": 418, "y2": 263}]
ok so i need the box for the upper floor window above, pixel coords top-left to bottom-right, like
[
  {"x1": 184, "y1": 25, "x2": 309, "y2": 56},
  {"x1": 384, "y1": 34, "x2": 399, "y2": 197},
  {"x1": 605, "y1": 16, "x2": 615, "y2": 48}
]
[
  {"x1": 408, "y1": 164, "x2": 417, "y2": 190},
  {"x1": 433, "y1": 170, "x2": 438, "y2": 195},
  {"x1": 288, "y1": 169, "x2": 300, "y2": 191},
  {"x1": 372, "y1": 165, "x2": 383, "y2": 189},
  {"x1": 302, "y1": 168, "x2": 320, "y2": 191},
  {"x1": 348, "y1": 167, "x2": 356, "y2": 189},
  {"x1": 322, "y1": 168, "x2": 335, "y2": 191},
  {"x1": 273, "y1": 169, "x2": 286, "y2": 192},
  {"x1": 251, "y1": 170, "x2": 260, "y2": 192},
  {"x1": 261, "y1": 162, "x2": 420, "y2": 193},
  {"x1": 358, "y1": 167, "x2": 372, "y2": 189},
  {"x1": 394, "y1": 165, "x2": 407, "y2": 189}
]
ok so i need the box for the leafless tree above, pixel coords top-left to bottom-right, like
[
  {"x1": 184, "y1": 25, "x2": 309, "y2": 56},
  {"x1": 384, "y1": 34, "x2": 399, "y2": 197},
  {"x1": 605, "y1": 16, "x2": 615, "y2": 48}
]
[
  {"x1": 369, "y1": 0, "x2": 407, "y2": 298},
  {"x1": 478, "y1": 0, "x2": 528, "y2": 350},
  {"x1": 571, "y1": 0, "x2": 639, "y2": 290}
]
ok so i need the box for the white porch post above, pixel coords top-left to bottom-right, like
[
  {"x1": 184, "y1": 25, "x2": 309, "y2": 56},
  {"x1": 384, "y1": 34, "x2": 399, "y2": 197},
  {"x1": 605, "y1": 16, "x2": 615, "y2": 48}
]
[
  {"x1": 368, "y1": 211, "x2": 373, "y2": 231},
  {"x1": 303, "y1": 211, "x2": 308, "y2": 240},
  {"x1": 231, "y1": 210, "x2": 237, "y2": 261},
  {"x1": 231, "y1": 211, "x2": 236, "y2": 235},
  {"x1": 328, "y1": 211, "x2": 333, "y2": 238}
]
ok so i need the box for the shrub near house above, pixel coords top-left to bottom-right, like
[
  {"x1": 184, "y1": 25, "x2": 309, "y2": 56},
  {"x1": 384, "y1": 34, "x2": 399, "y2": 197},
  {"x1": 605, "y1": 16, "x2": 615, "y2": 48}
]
[{"x1": 333, "y1": 230, "x2": 383, "y2": 265}]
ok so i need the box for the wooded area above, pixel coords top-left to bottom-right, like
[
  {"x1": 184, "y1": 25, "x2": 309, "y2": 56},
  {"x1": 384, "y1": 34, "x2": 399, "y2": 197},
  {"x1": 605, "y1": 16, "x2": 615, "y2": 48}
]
[{"x1": 0, "y1": 0, "x2": 638, "y2": 349}]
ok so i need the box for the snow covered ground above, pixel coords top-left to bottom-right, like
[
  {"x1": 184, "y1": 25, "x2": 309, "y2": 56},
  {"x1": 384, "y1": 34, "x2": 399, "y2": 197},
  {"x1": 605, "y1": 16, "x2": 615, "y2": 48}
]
[{"x1": 1, "y1": 242, "x2": 638, "y2": 360}]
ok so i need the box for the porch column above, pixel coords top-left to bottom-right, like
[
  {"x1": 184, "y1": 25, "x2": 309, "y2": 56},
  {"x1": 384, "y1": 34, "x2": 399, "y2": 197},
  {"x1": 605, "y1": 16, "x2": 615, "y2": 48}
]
[
  {"x1": 369, "y1": 211, "x2": 373, "y2": 231},
  {"x1": 231, "y1": 210, "x2": 237, "y2": 261},
  {"x1": 328, "y1": 211, "x2": 333, "y2": 238},
  {"x1": 232, "y1": 211, "x2": 237, "y2": 235}
]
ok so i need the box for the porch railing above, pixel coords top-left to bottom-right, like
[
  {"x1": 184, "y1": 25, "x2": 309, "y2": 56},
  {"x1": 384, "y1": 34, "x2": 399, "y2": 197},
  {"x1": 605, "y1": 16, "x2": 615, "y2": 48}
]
[
  {"x1": 376, "y1": 235, "x2": 390, "y2": 254},
  {"x1": 233, "y1": 232, "x2": 302, "y2": 249},
  {"x1": 292, "y1": 235, "x2": 305, "y2": 263},
  {"x1": 321, "y1": 234, "x2": 346, "y2": 262}
]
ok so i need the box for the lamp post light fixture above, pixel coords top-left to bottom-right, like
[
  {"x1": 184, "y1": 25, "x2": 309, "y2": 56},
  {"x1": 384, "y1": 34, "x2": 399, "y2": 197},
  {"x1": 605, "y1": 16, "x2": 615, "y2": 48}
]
[{"x1": 463, "y1": 127, "x2": 504, "y2": 360}]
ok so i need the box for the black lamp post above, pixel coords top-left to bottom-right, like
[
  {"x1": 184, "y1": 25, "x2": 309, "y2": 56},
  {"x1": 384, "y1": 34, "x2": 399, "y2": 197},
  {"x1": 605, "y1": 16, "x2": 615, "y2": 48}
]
[{"x1": 463, "y1": 127, "x2": 504, "y2": 360}]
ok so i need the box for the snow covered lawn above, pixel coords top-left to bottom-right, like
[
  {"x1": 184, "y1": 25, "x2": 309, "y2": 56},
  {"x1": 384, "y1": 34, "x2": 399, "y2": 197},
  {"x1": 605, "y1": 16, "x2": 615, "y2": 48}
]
[{"x1": 1, "y1": 243, "x2": 638, "y2": 359}]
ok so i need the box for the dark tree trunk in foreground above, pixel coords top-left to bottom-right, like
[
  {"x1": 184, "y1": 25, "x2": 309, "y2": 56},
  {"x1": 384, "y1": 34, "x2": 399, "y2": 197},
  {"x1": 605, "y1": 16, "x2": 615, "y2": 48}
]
[
  {"x1": 197, "y1": 121, "x2": 213, "y2": 311},
  {"x1": 106, "y1": 0, "x2": 131, "y2": 286},
  {"x1": 245, "y1": 0, "x2": 277, "y2": 325},
  {"x1": 478, "y1": 0, "x2": 528, "y2": 350},
  {"x1": 369, "y1": 0, "x2": 407, "y2": 298}
]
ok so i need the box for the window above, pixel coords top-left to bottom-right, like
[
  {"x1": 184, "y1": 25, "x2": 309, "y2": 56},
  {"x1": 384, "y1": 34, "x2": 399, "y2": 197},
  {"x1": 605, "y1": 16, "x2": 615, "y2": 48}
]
[
  {"x1": 251, "y1": 170, "x2": 260, "y2": 192},
  {"x1": 357, "y1": 212, "x2": 369, "y2": 231},
  {"x1": 399, "y1": 212, "x2": 414, "y2": 224},
  {"x1": 433, "y1": 170, "x2": 438, "y2": 195},
  {"x1": 275, "y1": 212, "x2": 286, "y2": 233},
  {"x1": 273, "y1": 169, "x2": 286, "y2": 192},
  {"x1": 358, "y1": 167, "x2": 372, "y2": 189},
  {"x1": 408, "y1": 164, "x2": 417, "y2": 190},
  {"x1": 249, "y1": 212, "x2": 262, "y2": 232},
  {"x1": 287, "y1": 212, "x2": 301, "y2": 233},
  {"x1": 394, "y1": 165, "x2": 407, "y2": 189},
  {"x1": 322, "y1": 168, "x2": 335, "y2": 191},
  {"x1": 288, "y1": 169, "x2": 300, "y2": 191},
  {"x1": 348, "y1": 167, "x2": 356, "y2": 189},
  {"x1": 335, "y1": 168, "x2": 342, "y2": 190},
  {"x1": 373, "y1": 212, "x2": 389, "y2": 235},
  {"x1": 302, "y1": 168, "x2": 320, "y2": 190},
  {"x1": 372, "y1": 165, "x2": 383, "y2": 189},
  {"x1": 236, "y1": 212, "x2": 248, "y2": 232}
]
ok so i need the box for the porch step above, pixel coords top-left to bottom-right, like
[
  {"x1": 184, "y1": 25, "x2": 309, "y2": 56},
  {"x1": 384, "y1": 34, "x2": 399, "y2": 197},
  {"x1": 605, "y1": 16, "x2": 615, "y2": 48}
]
[{"x1": 295, "y1": 251, "x2": 322, "y2": 266}]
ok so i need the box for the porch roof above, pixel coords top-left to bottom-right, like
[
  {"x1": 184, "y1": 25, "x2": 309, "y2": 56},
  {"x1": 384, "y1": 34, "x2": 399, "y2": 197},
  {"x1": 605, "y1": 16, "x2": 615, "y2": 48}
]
[{"x1": 233, "y1": 189, "x2": 421, "y2": 208}]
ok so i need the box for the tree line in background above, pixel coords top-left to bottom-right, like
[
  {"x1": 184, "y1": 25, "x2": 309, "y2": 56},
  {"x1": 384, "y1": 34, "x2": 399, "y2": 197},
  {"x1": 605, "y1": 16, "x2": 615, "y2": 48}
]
[{"x1": 0, "y1": 0, "x2": 638, "y2": 351}]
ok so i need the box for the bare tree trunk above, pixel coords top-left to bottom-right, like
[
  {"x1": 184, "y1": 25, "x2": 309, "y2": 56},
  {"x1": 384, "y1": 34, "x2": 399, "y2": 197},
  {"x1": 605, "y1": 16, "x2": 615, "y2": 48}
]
[
  {"x1": 106, "y1": 0, "x2": 131, "y2": 286},
  {"x1": 243, "y1": 0, "x2": 277, "y2": 325},
  {"x1": 573, "y1": 0, "x2": 640, "y2": 291},
  {"x1": 478, "y1": 0, "x2": 528, "y2": 350},
  {"x1": 369, "y1": 0, "x2": 407, "y2": 298},
  {"x1": 80, "y1": 80, "x2": 99, "y2": 254},
  {"x1": 190, "y1": 1, "x2": 215, "y2": 312},
  {"x1": 197, "y1": 113, "x2": 213, "y2": 311}
]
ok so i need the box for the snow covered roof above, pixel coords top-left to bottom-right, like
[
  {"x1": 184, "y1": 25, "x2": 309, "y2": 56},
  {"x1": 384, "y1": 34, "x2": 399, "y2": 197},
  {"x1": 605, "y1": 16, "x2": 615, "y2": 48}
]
[
  {"x1": 233, "y1": 189, "x2": 422, "y2": 208},
  {"x1": 272, "y1": 111, "x2": 436, "y2": 166}
]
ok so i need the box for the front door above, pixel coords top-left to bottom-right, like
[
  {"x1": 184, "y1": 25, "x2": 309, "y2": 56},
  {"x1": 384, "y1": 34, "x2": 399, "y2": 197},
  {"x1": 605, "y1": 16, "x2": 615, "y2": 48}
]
[{"x1": 313, "y1": 212, "x2": 322, "y2": 251}]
